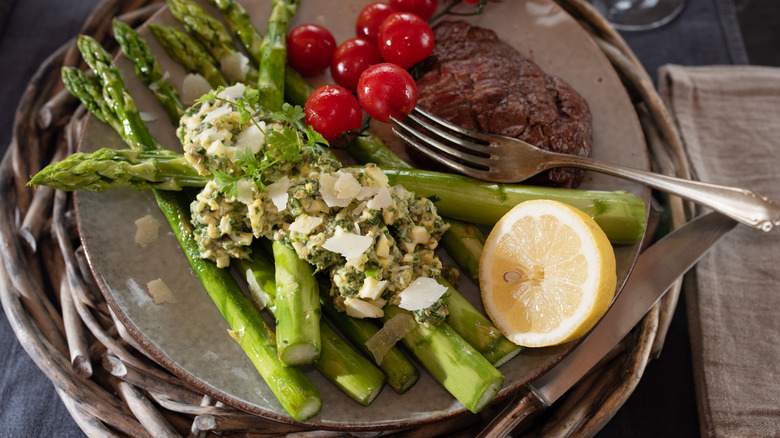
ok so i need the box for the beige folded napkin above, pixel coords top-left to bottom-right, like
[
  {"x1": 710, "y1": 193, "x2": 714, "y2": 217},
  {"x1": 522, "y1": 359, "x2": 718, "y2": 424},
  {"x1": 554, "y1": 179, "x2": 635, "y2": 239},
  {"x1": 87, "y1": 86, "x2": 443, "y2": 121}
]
[{"x1": 658, "y1": 65, "x2": 780, "y2": 438}]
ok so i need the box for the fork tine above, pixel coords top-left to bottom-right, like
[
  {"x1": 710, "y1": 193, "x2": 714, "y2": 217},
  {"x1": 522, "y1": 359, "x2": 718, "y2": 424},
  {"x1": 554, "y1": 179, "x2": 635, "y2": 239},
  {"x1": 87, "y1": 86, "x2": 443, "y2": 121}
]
[
  {"x1": 391, "y1": 127, "x2": 495, "y2": 181},
  {"x1": 391, "y1": 116, "x2": 493, "y2": 167},
  {"x1": 406, "y1": 112, "x2": 491, "y2": 154},
  {"x1": 413, "y1": 107, "x2": 493, "y2": 143}
]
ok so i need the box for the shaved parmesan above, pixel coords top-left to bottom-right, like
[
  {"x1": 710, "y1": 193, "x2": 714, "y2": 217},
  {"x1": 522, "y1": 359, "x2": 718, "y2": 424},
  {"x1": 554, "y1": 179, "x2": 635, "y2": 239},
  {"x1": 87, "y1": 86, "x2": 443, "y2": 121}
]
[
  {"x1": 357, "y1": 186, "x2": 379, "y2": 200},
  {"x1": 235, "y1": 122, "x2": 265, "y2": 155},
  {"x1": 236, "y1": 178, "x2": 254, "y2": 204},
  {"x1": 147, "y1": 279, "x2": 177, "y2": 304},
  {"x1": 344, "y1": 297, "x2": 384, "y2": 319},
  {"x1": 367, "y1": 186, "x2": 392, "y2": 210},
  {"x1": 289, "y1": 215, "x2": 323, "y2": 235},
  {"x1": 181, "y1": 73, "x2": 212, "y2": 105},
  {"x1": 323, "y1": 228, "x2": 372, "y2": 259},
  {"x1": 221, "y1": 52, "x2": 250, "y2": 82},
  {"x1": 365, "y1": 312, "x2": 415, "y2": 364},
  {"x1": 319, "y1": 172, "x2": 351, "y2": 207},
  {"x1": 267, "y1": 176, "x2": 290, "y2": 212},
  {"x1": 334, "y1": 172, "x2": 362, "y2": 200},
  {"x1": 134, "y1": 214, "x2": 160, "y2": 247},
  {"x1": 218, "y1": 83, "x2": 246, "y2": 101},
  {"x1": 139, "y1": 111, "x2": 157, "y2": 123},
  {"x1": 398, "y1": 277, "x2": 447, "y2": 311}
]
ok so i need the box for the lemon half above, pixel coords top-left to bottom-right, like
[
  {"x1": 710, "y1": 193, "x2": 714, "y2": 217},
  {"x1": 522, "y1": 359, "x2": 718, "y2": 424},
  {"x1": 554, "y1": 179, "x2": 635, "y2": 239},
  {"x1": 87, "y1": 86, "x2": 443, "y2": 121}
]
[{"x1": 479, "y1": 200, "x2": 617, "y2": 348}]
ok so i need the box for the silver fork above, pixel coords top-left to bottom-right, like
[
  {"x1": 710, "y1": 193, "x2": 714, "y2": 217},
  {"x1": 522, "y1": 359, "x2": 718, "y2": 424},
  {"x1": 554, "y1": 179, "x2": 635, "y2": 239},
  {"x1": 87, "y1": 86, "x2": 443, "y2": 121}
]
[{"x1": 391, "y1": 107, "x2": 780, "y2": 232}]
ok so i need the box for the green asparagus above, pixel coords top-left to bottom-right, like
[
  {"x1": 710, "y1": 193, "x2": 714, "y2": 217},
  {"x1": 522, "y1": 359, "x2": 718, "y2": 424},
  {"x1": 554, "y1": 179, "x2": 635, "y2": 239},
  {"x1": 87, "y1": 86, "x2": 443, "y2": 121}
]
[
  {"x1": 272, "y1": 241, "x2": 322, "y2": 366},
  {"x1": 256, "y1": 0, "x2": 300, "y2": 110},
  {"x1": 111, "y1": 18, "x2": 184, "y2": 124},
  {"x1": 236, "y1": 255, "x2": 386, "y2": 406},
  {"x1": 205, "y1": 0, "x2": 264, "y2": 64},
  {"x1": 383, "y1": 305, "x2": 503, "y2": 413},
  {"x1": 385, "y1": 168, "x2": 647, "y2": 244},
  {"x1": 61, "y1": 67, "x2": 125, "y2": 141},
  {"x1": 166, "y1": 0, "x2": 259, "y2": 83},
  {"x1": 76, "y1": 35, "x2": 161, "y2": 151},
  {"x1": 147, "y1": 23, "x2": 229, "y2": 89}
]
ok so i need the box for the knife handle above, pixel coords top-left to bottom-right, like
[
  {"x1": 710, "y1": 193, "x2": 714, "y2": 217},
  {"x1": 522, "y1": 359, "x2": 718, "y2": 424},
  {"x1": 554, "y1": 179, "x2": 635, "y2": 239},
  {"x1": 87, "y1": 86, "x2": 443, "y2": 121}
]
[{"x1": 476, "y1": 389, "x2": 545, "y2": 438}]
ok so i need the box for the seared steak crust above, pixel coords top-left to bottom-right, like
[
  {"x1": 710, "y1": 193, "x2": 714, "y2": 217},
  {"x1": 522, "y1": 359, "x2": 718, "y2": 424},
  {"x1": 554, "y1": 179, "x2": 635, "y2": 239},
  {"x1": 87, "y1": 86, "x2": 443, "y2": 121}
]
[{"x1": 416, "y1": 21, "x2": 593, "y2": 188}]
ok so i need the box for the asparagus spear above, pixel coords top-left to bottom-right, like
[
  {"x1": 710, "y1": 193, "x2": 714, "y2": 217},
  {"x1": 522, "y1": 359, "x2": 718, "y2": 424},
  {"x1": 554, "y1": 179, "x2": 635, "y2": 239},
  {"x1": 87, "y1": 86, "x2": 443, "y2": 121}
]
[
  {"x1": 272, "y1": 241, "x2": 321, "y2": 366},
  {"x1": 383, "y1": 305, "x2": 503, "y2": 413},
  {"x1": 205, "y1": 0, "x2": 264, "y2": 64},
  {"x1": 147, "y1": 23, "x2": 229, "y2": 89},
  {"x1": 440, "y1": 219, "x2": 485, "y2": 283},
  {"x1": 76, "y1": 35, "x2": 162, "y2": 151},
  {"x1": 61, "y1": 67, "x2": 125, "y2": 140},
  {"x1": 28, "y1": 148, "x2": 645, "y2": 243},
  {"x1": 111, "y1": 18, "x2": 185, "y2": 124},
  {"x1": 385, "y1": 168, "x2": 647, "y2": 244},
  {"x1": 318, "y1": 281, "x2": 419, "y2": 394},
  {"x1": 236, "y1": 255, "x2": 387, "y2": 406},
  {"x1": 166, "y1": 0, "x2": 259, "y2": 83},
  {"x1": 256, "y1": 0, "x2": 300, "y2": 110},
  {"x1": 63, "y1": 42, "x2": 322, "y2": 421}
]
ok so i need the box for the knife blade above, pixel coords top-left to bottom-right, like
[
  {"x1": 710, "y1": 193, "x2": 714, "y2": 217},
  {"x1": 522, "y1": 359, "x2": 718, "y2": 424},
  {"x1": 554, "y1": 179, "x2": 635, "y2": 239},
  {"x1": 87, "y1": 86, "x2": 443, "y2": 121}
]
[{"x1": 477, "y1": 211, "x2": 737, "y2": 438}]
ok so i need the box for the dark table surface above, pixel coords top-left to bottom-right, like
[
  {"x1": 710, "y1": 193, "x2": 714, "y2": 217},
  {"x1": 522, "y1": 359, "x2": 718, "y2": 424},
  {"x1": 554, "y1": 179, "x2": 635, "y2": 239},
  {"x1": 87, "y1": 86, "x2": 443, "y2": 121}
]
[{"x1": 0, "y1": 0, "x2": 776, "y2": 436}]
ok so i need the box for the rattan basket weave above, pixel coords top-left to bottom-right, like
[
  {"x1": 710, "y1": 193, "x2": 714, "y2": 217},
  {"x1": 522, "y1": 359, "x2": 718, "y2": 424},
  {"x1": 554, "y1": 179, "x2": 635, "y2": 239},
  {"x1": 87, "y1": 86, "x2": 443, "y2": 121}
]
[{"x1": 0, "y1": 0, "x2": 690, "y2": 436}]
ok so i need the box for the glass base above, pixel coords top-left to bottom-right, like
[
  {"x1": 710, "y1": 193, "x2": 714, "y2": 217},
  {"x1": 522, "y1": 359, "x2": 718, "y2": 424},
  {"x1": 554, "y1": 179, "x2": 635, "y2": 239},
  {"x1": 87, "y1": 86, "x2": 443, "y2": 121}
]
[{"x1": 591, "y1": 0, "x2": 685, "y2": 31}]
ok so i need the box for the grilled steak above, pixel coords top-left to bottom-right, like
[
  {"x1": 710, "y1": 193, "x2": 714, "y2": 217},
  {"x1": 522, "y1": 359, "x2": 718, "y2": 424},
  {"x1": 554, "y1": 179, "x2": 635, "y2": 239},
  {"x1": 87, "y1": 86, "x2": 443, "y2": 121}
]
[{"x1": 415, "y1": 20, "x2": 592, "y2": 188}]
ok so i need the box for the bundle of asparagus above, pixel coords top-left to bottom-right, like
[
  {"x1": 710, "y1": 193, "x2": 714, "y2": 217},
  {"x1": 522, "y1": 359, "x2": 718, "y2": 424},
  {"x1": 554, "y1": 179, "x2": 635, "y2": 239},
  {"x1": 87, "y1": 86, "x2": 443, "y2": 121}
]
[{"x1": 33, "y1": 0, "x2": 648, "y2": 423}]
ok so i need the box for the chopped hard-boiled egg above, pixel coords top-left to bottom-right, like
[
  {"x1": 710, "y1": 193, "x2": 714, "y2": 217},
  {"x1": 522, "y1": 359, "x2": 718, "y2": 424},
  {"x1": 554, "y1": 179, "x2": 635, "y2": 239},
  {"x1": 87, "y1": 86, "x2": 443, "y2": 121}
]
[
  {"x1": 289, "y1": 215, "x2": 324, "y2": 235},
  {"x1": 358, "y1": 277, "x2": 388, "y2": 300},
  {"x1": 344, "y1": 297, "x2": 384, "y2": 318}
]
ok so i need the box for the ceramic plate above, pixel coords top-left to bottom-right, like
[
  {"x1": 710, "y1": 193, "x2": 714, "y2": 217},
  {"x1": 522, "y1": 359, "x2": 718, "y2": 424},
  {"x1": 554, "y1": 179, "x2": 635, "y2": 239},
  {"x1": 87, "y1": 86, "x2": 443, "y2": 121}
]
[{"x1": 76, "y1": 0, "x2": 649, "y2": 430}]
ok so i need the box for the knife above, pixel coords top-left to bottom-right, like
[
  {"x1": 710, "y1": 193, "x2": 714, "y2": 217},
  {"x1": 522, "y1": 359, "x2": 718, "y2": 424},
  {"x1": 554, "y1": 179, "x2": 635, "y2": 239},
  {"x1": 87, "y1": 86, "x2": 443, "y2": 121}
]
[{"x1": 477, "y1": 211, "x2": 738, "y2": 437}]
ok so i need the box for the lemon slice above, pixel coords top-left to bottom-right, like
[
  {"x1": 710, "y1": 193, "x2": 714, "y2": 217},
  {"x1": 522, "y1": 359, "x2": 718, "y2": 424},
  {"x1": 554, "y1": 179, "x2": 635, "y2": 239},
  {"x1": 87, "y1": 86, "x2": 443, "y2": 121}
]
[{"x1": 479, "y1": 200, "x2": 617, "y2": 347}]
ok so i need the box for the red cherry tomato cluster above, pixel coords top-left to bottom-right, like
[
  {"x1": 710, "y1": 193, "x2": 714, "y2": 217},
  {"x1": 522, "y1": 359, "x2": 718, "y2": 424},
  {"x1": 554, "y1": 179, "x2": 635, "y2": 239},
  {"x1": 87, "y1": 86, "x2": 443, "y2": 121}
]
[{"x1": 289, "y1": 1, "x2": 438, "y2": 142}]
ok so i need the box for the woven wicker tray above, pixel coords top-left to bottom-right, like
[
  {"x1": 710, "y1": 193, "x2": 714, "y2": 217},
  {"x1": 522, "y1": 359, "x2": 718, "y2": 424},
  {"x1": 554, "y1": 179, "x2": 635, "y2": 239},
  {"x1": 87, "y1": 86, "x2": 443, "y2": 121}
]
[{"x1": 0, "y1": 0, "x2": 690, "y2": 436}]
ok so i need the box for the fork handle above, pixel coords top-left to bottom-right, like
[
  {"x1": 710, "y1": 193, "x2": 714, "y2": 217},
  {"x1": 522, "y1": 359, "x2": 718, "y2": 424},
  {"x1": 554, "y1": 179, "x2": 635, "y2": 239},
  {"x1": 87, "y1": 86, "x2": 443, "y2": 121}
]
[{"x1": 560, "y1": 155, "x2": 780, "y2": 231}]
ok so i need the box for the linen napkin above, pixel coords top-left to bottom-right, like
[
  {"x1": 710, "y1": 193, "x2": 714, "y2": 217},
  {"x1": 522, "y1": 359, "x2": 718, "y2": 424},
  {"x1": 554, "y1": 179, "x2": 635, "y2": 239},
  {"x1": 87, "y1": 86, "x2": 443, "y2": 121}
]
[{"x1": 658, "y1": 65, "x2": 780, "y2": 438}]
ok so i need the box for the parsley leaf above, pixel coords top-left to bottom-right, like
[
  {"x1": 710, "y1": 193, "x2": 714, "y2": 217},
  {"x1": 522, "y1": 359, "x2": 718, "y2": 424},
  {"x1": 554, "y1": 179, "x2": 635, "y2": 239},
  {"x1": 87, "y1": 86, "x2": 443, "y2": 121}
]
[
  {"x1": 266, "y1": 127, "x2": 302, "y2": 161},
  {"x1": 272, "y1": 103, "x2": 305, "y2": 125},
  {"x1": 213, "y1": 170, "x2": 241, "y2": 198}
]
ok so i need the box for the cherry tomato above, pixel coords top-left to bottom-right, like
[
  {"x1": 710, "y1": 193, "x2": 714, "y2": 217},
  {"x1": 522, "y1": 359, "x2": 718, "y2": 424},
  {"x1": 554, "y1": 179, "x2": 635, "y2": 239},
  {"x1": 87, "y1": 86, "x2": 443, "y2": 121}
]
[
  {"x1": 389, "y1": 0, "x2": 437, "y2": 20},
  {"x1": 357, "y1": 63, "x2": 418, "y2": 123},
  {"x1": 355, "y1": 2, "x2": 397, "y2": 44},
  {"x1": 463, "y1": 0, "x2": 480, "y2": 3},
  {"x1": 304, "y1": 85, "x2": 363, "y2": 143},
  {"x1": 287, "y1": 24, "x2": 337, "y2": 77},
  {"x1": 377, "y1": 12, "x2": 435, "y2": 69},
  {"x1": 330, "y1": 38, "x2": 383, "y2": 94}
]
